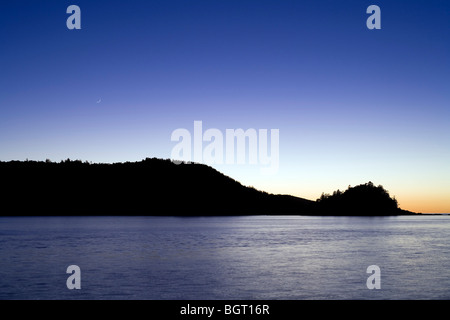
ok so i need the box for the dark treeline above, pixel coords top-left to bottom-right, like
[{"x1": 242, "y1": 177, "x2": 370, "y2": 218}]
[
  {"x1": 0, "y1": 158, "x2": 416, "y2": 216},
  {"x1": 316, "y1": 182, "x2": 413, "y2": 215}
]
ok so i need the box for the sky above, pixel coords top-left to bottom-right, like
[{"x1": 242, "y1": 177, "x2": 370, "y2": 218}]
[{"x1": 1, "y1": 0, "x2": 449, "y2": 213}]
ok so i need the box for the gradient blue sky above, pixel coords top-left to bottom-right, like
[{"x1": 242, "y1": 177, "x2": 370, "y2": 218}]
[{"x1": 1, "y1": 0, "x2": 449, "y2": 212}]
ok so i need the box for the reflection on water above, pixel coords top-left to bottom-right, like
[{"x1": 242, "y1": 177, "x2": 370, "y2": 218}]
[{"x1": 0, "y1": 215, "x2": 449, "y2": 299}]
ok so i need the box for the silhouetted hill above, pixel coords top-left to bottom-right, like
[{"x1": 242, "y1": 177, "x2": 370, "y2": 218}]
[
  {"x1": 316, "y1": 182, "x2": 417, "y2": 216},
  {"x1": 0, "y1": 158, "x2": 315, "y2": 216},
  {"x1": 0, "y1": 158, "x2": 417, "y2": 216}
]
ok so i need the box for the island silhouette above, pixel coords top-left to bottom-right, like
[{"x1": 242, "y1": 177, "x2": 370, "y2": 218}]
[{"x1": 0, "y1": 158, "x2": 417, "y2": 216}]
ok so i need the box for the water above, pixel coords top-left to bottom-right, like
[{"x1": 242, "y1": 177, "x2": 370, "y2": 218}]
[{"x1": 0, "y1": 215, "x2": 449, "y2": 300}]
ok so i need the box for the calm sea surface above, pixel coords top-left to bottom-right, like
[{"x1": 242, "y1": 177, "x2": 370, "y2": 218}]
[{"x1": 0, "y1": 215, "x2": 449, "y2": 300}]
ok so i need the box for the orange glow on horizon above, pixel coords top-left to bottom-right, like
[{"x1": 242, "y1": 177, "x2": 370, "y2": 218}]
[
  {"x1": 397, "y1": 195, "x2": 450, "y2": 214},
  {"x1": 267, "y1": 186, "x2": 450, "y2": 214}
]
